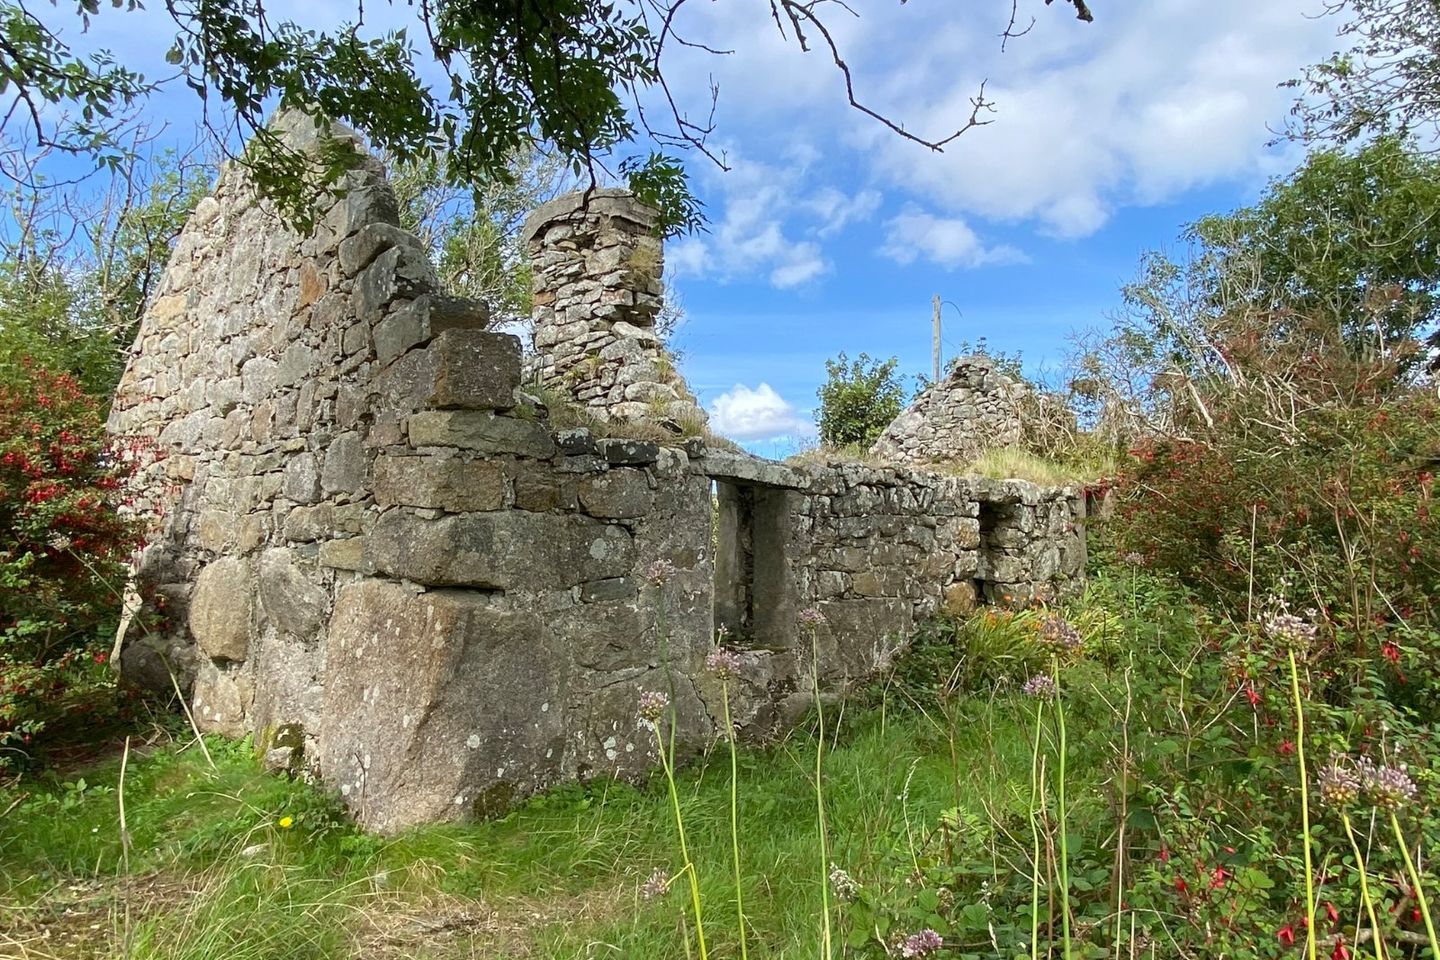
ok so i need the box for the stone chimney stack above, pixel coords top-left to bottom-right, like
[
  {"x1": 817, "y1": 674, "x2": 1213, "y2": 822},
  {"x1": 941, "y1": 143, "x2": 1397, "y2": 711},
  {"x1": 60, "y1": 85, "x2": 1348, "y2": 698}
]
[{"x1": 521, "y1": 189, "x2": 705, "y2": 430}]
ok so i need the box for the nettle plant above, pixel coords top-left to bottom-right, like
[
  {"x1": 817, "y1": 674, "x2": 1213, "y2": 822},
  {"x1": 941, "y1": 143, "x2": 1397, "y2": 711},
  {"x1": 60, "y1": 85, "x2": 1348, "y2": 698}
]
[{"x1": 0, "y1": 362, "x2": 149, "y2": 763}]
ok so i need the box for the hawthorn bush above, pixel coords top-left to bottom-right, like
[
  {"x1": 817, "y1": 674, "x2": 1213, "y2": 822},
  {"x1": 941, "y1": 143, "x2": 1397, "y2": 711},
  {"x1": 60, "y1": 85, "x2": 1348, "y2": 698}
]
[{"x1": 0, "y1": 362, "x2": 147, "y2": 764}]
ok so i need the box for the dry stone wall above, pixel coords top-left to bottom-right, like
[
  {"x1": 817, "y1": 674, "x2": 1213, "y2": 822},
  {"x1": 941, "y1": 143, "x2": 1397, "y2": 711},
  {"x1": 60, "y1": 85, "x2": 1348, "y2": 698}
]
[
  {"x1": 109, "y1": 114, "x2": 1085, "y2": 833},
  {"x1": 870, "y1": 355, "x2": 1030, "y2": 465},
  {"x1": 523, "y1": 190, "x2": 706, "y2": 430}
]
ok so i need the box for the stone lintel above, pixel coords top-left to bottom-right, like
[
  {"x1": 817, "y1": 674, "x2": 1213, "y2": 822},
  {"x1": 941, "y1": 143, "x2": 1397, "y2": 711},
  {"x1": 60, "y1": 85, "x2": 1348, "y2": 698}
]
[{"x1": 520, "y1": 188, "x2": 658, "y2": 245}]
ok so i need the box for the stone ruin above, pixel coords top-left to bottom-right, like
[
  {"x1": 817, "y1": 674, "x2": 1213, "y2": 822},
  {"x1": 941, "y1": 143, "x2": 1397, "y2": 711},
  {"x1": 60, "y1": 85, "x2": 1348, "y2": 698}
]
[
  {"x1": 108, "y1": 114, "x2": 1086, "y2": 833},
  {"x1": 523, "y1": 189, "x2": 706, "y2": 430},
  {"x1": 870, "y1": 354, "x2": 1032, "y2": 465}
]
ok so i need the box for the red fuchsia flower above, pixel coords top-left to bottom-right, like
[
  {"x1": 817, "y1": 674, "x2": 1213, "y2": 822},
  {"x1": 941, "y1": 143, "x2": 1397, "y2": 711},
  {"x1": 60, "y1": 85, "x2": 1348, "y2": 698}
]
[
  {"x1": 1245, "y1": 684, "x2": 1262, "y2": 708},
  {"x1": 1331, "y1": 939, "x2": 1351, "y2": 960},
  {"x1": 1382, "y1": 641, "x2": 1401, "y2": 664},
  {"x1": 1209, "y1": 866, "x2": 1229, "y2": 889},
  {"x1": 1279, "y1": 739, "x2": 1296, "y2": 756},
  {"x1": 1278, "y1": 925, "x2": 1296, "y2": 946},
  {"x1": 1158, "y1": 845, "x2": 1170, "y2": 863},
  {"x1": 1326, "y1": 902, "x2": 1339, "y2": 924}
]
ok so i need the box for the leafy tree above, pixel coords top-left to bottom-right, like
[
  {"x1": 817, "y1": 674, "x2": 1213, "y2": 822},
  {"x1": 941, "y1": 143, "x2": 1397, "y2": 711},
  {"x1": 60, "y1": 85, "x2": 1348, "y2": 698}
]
[
  {"x1": 1288, "y1": 0, "x2": 1440, "y2": 149},
  {"x1": 390, "y1": 145, "x2": 571, "y2": 330},
  {"x1": 1075, "y1": 138, "x2": 1440, "y2": 442},
  {"x1": 0, "y1": 0, "x2": 1096, "y2": 231},
  {"x1": 816, "y1": 352, "x2": 907, "y2": 449},
  {"x1": 1189, "y1": 137, "x2": 1440, "y2": 363},
  {"x1": 0, "y1": 139, "x2": 213, "y2": 397}
]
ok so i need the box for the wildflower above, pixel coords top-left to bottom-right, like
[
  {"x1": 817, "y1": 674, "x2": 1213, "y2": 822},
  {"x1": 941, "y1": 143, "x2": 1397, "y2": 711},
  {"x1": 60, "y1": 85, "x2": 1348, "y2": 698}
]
[
  {"x1": 1040, "y1": 615, "x2": 1083, "y2": 652},
  {"x1": 278, "y1": 816, "x2": 294, "y2": 829},
  {"x1": 1357, "y1": 757, "x2": 1418, "y2": 809},
  {"x1": 798, "y1": 606, "x2": 827, "y2": 628},
  {"x1": 1122, "y1": 551, "x2": 1145, "y2": 566},
  {"x1": 640, "y1": 867, "x2": 670, "y2": 900},
  {"x1": 1262, "y1": 611, "x2": 1318, "y2": 648},
  {"x1": 1332, "y1": 940, "x2": 1351, "y2": 960},
  {"x1": 637, "y1": 690, "x2": 670, "y2": 725},
  {"x1": 1022, "y1": 673, "x2": 1057, "y2": 700},
  {"x1": 1316, "y1": 760, "x2": 1361, "y2": 808},
  {"x1": 1382, "y1": 640, "x2": 1401, "y2": 665},
  {"x1": 829, "y1": 863, "x2": 860, "y2": 902},
  {"x1": 900, "y1": 929, "x2": 943, "y2": 958},
  {"x1": 643, "y1": 558, "x2": 676, "y2": 586},
  {"x1": 1278, "y1": 925, "x2": 1296, "y2": 947},
  {"x1": 705, "y1": 647, "x2": 743, "y2": 682}
]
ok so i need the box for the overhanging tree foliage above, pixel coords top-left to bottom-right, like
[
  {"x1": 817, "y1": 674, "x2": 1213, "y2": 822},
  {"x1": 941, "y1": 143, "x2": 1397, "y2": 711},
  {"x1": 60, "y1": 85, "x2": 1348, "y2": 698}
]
[{"x1": 0, "y1": 0, "x2": 1095, "y2": 233}]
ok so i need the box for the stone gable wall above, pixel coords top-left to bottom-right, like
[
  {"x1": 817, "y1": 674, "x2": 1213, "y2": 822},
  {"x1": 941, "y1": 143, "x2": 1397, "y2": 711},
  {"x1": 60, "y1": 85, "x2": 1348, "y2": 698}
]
[
  {"x1": 109, "y1": 115, "x2": 1084, "y2": 833},
  {"x1": 870, "y1": 355, "x2": 1030, "y2": 465}
]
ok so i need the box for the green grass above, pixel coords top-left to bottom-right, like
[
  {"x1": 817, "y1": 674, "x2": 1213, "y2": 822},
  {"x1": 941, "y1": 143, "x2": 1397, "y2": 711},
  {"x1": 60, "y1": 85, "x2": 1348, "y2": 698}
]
[{"x1": 0, "y1": 696, "x2": 1053, "y2": 960}]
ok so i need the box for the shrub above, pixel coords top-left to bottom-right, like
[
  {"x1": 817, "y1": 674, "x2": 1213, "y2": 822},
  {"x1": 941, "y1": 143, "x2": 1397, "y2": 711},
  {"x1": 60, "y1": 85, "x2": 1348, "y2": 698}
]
[
  {"x1": 0, "y1": 361, "x2": 147, "y2": 763},
  {"x1": 816, "y1": 352, "x2": 907, "y2": 449},
  {"x1": 1111, "y1": 391, "x2": 1440, "y2": 632}
]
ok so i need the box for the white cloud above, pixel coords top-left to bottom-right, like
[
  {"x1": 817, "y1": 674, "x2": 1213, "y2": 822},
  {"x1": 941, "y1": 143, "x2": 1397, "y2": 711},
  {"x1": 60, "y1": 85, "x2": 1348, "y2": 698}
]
[
  {"x1": 709, "y1": 383, "x2": 815, "y2": 441},
  {"x1": 859, "y1": 0, "x2": 1337, "y2": 236},
  {"x1": 879, "y1": 207, "x2": 1026, "y2": 269},
  {"x1": 656, "y1": 0, "x2": 1338, "y2": 239},
  {"x1": 667, "y1": 147, "x2": 883, "y2": 289}
]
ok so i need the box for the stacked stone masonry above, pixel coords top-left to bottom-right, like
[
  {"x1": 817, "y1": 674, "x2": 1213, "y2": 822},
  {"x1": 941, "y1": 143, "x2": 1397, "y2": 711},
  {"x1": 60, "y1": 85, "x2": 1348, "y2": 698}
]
[
  {"x1": 109, "y1": 114, "x2": 1085, "y2": 834},
  {"x1": 870, "y1": 355, "x2": 1031, "y2": 465},
  {"x1": 523, "y1": 189, "x2": 707, "y2": 430}
]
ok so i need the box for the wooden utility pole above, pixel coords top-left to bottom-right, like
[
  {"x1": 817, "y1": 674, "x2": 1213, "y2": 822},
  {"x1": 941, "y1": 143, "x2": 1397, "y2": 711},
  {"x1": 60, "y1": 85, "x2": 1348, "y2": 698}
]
[{"x1": 932, "y1": 294, "x2": 942, "y2": 382}]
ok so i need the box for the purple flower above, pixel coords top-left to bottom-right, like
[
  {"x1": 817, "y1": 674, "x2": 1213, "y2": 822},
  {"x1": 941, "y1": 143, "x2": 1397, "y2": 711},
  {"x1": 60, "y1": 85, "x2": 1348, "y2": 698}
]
[
  {"x1": 1262, "y1": 611, "x2": 1318, "y2": 647},
  {"x1": 637, "y1": 690, "x2": 670, "y2": 725},
  {"x1": 901, "y1": 929, "x2": 943, "y2": 958},
  {"x1": 1022, "y1": 674, "x2": 1057, "y2": 700},
  {"x1": 643, "y1": 559, "x2": 676, "y2": 586},
  {"x1": 1357, "y1": 756, "x2": 1418, "y2": 810},
  {"x1": 1040, "y1": 615, "x2": 1083, "y2": 652},
  {"x1": 706, "y1": 647, "x2": 743, "y2": 681},
  {"x1": 1317, "y1": 759, "x2": 1362, "y2": 808},
  {"x1": 798, "y1": 606, "x2": 827, "y2": 628},
  {"x1": 640, "y1": 867, "x2": 670, "y2": 900},
  {"x1": 1122, "y1": 551, "x2": 1145, "y2": 567},
  {"x1": 829, "y1": 863, "x2": 860, "y2": 901}
]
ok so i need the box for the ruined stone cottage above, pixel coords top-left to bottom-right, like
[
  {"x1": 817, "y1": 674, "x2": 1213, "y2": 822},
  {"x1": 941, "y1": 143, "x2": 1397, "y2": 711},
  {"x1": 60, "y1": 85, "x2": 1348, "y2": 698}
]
[{"x1": 108, "y1": 114, "x2": 1086, "y2": 833}]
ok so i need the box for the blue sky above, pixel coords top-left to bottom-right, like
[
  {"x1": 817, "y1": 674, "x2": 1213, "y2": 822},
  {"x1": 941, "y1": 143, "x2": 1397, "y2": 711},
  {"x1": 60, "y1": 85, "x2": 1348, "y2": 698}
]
[{"x1": 50, "y1": 1, "x2": 1346, "y2": 455}]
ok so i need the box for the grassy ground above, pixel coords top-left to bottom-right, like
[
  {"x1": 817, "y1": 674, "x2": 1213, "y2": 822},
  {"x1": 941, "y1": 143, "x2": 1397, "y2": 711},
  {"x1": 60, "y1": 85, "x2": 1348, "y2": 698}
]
[{"x1": 0, "y1": 692, "x2": 1053, "y2": 960}]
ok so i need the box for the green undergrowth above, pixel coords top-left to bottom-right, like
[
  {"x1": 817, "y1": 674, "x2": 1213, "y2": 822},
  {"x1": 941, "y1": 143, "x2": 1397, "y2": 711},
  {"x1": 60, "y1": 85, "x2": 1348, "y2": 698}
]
[
  {"x1": 0, "y1": 692, "x2": 1049, "y2": 959},
  {"x1": 5, "y1": 561, "x2": 1439, "y2": 959}
]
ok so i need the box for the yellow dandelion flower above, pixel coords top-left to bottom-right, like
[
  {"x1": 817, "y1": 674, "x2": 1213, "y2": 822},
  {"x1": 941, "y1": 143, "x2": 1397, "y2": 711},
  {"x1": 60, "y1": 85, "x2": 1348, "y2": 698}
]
[{"x1": 278, "y1": 816, "x2": 294, "y2": 829}]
